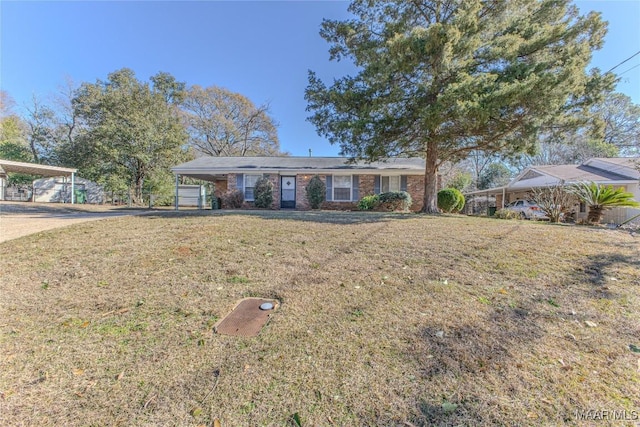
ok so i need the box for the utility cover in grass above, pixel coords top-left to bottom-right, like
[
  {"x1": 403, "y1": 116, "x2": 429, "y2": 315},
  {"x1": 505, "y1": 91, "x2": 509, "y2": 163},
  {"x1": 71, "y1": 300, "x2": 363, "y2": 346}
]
[{"x1": 214, "y1": 298, "x2": 279, "y2": 337}]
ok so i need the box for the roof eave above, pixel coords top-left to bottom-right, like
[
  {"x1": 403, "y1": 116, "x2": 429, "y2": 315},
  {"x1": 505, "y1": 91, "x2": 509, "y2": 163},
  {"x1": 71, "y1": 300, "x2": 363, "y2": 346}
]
[{"x1": 171, "y1": 167, "x2": 425, "y2": 175}]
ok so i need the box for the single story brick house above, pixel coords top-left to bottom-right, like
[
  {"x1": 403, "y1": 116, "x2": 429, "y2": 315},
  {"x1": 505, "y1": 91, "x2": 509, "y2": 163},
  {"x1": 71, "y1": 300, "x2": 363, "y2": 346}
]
[
  {"x1": 171, "y1": 156, "x2": 428, "y2": 211},
  {"x1": 467, "y1": 157, "x2": 640, "y2": 224}
]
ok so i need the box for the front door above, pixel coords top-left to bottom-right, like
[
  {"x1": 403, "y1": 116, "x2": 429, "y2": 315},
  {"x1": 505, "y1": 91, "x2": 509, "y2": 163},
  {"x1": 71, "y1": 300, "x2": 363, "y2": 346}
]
[{"x1": 280, "y1": 176, "x2": 296, "y2": 209}]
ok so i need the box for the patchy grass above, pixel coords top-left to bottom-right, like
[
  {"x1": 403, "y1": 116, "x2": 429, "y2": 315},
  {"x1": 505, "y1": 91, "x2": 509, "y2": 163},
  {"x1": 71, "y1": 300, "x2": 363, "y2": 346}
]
[{"x1": 1, "y1": 211, "x2": 639, "y2": 426}]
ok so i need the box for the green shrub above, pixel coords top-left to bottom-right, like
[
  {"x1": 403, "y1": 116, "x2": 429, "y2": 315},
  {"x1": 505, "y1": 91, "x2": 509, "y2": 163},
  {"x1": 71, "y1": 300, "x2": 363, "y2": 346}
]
[
  {"x1": 438, "y1": 188, "x2": 464, "y2": 213},
  {"x1": 494, "y1": 208, "x2": 520, "y2": 219},
  {"x1": 448, "y1": 172, "x2": 473, "y2": 192},
  {"x1": 305, "y1": 175, "x2": 326, "y2": 209},
  {"x1": 221, "y1": 189, "x2": 244, "y2": 209},
  {"x1": 454, "y1": 189, "x2": 465, "y2": 212},
  {"x1": 377, "y1": 191, "x2": 412, "y2": 211},
  {"x1": 358, "y1": 194, "x2": 380, "y2": 210},
  {"x1": 253, "y1": 177, "x2": 274, "y2": 208}
]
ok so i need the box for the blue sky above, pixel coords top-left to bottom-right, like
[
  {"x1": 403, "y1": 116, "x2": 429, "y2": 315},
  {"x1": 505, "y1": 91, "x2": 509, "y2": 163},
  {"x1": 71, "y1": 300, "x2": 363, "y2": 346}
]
[{"x1": 1, "y1": 1, "x2": 639, "y2": 157}]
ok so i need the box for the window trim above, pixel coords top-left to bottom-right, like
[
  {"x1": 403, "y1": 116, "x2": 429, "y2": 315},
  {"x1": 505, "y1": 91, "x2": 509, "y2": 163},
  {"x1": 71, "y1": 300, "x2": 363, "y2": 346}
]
[
  {"x1": 376, "y1": 174, "x2": 406, "y2": 194},
  {"x1": 332, "y1": 174, "x2": 353, "y2": 202},
  {"x1": 381, "y1": 175, "x2": 401, "y2": 193}
]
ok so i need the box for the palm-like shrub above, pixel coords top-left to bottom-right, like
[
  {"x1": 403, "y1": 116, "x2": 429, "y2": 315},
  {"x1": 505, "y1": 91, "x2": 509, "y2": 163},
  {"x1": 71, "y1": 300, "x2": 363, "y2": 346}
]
[{"x1": 568, "y1": 181, "x2": 640, "y2": 224}]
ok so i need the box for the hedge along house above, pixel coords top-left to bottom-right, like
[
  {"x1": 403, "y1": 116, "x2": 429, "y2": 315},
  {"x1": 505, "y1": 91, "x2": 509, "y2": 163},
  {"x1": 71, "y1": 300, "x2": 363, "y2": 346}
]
[
  {"x1": 0, "y1": 159, "x2": 78, "y2": 203},
  {"x1": 467, "y1": 157, "x2": 640, "y2": 224},
  {"x1": 171, "y1": 156, "x2": 428, "y2": 211}
]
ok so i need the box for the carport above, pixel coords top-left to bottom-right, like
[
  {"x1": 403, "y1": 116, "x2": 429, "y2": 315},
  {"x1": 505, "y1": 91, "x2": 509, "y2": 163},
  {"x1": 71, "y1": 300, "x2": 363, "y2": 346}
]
[{"x1": 0, "y1": 159, "x2": 78, "y2": 203}]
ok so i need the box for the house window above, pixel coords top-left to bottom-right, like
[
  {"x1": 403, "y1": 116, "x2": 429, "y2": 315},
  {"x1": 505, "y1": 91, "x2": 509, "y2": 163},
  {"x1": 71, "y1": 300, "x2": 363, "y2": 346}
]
[
  {"x1": 375, "y1": 175, "x2": 407, "y2": 194},
  {"x1": 244, "y1": 174, "x2": 261, "y2": 201},
  {"x1": 333, "y1": 175, "x2": 352, "y2": 201},
  {"x1": 382, "y1": 176, "x2": 401, "y2": 193}
]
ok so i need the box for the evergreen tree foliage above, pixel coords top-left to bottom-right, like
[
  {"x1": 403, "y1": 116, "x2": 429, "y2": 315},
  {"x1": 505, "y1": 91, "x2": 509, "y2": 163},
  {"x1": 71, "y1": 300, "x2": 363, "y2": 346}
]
[
  {"x1": 71, "y1": 68, "x2": 190, "y2": 204},
  {"x1": 305, "y1": 175, "x2": 326, "y2": 209},
  {"x1": 477, "y1": 163, "x2": 512, "y2": 190},
  {"x1": 306, "y1": 0, "x2": 614, "y2": 213},
  {"x1": 253, "y1": 177, "x2": 274, "y2": 208},
  {"x1": 438, "y1": 188, "x2": 464, "y2": 213}
]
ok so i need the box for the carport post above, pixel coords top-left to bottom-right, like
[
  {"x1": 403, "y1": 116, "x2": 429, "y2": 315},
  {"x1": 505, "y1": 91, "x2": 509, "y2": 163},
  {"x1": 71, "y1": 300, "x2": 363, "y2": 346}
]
[
  {"x1": 174, "y1": 174, "x2": 179, "y2": 211},
  {"x1": 71, "y1": 172, "x2": 75, "y2": 204}
]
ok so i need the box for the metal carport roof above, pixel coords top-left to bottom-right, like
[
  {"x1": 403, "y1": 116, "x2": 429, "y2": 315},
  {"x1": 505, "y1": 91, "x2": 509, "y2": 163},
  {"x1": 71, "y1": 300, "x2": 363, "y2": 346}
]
[
  {"x1": 0, "y1": 159, "x2": 79, "y2": 203},
  {"x1": 0, "y1": 159, "x2": 77, "y2": 177}
]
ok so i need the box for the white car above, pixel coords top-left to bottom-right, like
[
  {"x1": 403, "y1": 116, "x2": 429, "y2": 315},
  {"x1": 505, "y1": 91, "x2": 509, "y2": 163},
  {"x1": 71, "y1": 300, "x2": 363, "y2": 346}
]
[{"x1": 505, "y1": 200, "x2": 548, "y2": 220}]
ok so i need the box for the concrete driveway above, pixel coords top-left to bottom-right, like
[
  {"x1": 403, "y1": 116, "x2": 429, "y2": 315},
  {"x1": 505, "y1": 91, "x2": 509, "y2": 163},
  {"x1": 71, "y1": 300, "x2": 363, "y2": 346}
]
[{"x1": 0, "y1": 202, "x2": 149, "y2": 243}]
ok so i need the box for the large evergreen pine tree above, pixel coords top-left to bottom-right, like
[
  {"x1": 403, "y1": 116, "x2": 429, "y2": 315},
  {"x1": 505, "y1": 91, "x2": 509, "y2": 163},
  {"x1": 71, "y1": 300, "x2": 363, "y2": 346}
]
[{"x1": 306, "y1": 0, "x2": 614, "y2": 212}]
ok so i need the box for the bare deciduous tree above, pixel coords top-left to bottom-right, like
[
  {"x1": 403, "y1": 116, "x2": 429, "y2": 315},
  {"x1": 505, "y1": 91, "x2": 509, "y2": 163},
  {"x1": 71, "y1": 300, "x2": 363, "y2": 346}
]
[
  {"x1": 529, "y1": 185, "x2": 575, "y2": 223},
  {"x1": 182, "y1": 85, "x2": 281, "y2": 157}
]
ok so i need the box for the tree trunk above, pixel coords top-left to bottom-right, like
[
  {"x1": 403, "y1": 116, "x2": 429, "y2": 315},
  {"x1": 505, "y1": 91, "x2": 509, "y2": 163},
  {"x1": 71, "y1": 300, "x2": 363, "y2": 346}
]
[
  {"x1": 133, "y1": 173, "x2": 144, "y2": 205},
  {"x1": 587, "y1": 206, "x2": 603, "y2": 224},
  {"x1": 421, "y1": 141, "x2": 439, "y2": 213}
]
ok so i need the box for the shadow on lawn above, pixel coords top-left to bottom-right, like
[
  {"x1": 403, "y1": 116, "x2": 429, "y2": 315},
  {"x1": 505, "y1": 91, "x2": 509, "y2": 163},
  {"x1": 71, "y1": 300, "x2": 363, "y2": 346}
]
[
  {"x1": 408, "y1": 305, "x2": 545, "y2": 426},
  {"x1": 139, "y1": 209, "x2": 438, "y2": 225},
  {"x1": 406, "y1": 247, "x2": 639, "y2": 426},
  {"x1": 571, "y1": 249, "x2": 640, "y2": 299},
  {"x1": 573, "y1": 253, "x2": 640, "y2": 300},
  {"x1": 0, "y1": 201, "x2": 144, "y2": 215}
]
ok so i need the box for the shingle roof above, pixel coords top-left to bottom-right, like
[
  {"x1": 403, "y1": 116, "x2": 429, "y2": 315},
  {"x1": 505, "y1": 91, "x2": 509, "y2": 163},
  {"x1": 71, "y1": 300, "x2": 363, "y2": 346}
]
[
  {"x1": 466, "y1": 157, "x2": 639, "y2": 195},
  {"x1": 531, "y1": 164, "x2": 635, "y2": 182},
  {"x1": 582, "y1": 157, "x2": 640, "y2": 179},
  {"x1": 586, "y1": 157, "x2": 639, "y2": 168},
  {"x1": 172, "y1": 156, "x2": 426, "y2": 176}
]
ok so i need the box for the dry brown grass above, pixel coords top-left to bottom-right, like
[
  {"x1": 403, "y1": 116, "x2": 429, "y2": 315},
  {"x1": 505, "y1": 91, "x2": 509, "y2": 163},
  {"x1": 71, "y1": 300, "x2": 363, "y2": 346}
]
[{"x1": 1, "y1": 211, "x2": 639, "y2": 426}]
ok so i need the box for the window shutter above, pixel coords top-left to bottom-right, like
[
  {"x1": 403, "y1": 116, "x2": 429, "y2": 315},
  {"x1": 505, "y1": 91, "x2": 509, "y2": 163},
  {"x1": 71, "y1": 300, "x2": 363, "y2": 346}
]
[
  {"x1": 326, "y1": 175, "x2": 333, "y2": 201},
  {"x1": 374, "y1": 175, "x2": 381, "y2": 194},
  {"x1": 352, "y1": 175, "x2": 359, "y2": 201},
  {"x1": 400, "y1": 175, "x2": 408, "y2": 192},
  {"x1": 236, "y1": 173, "x2": 244, "y2": 190}
]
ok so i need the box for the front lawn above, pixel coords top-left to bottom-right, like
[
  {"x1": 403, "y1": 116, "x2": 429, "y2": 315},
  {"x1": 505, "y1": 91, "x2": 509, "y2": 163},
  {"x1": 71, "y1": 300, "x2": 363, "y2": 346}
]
[{"x1": 1, "y1": 211, "x2": 638, "y2": 426}]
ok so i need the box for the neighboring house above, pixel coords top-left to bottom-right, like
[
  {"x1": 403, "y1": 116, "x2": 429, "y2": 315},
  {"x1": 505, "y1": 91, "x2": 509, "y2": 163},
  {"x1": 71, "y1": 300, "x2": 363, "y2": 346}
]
[
  {"x1": 468, "y1": 157, "x2": 640, "y2": 224},
  {"x1": 171, "y1": 156, "x2": 429, "y2": 211},
  {"x1": 33, "y1": 176, "x2": 105, "y2": 204}
]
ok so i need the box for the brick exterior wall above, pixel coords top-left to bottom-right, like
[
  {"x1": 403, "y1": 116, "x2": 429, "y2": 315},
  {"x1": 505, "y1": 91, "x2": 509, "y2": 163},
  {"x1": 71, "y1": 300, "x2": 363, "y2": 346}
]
[
  {"x1": 225, "y1": 172, "x2": 280, "y2": 209},
  {"x1": 227, "y1": 173, "x2": 238, "y2": 192},
  {"x1": 295, "y1": 175, "x2": 312, "y2": 210},
  {"x1": 406, "y1": 175, "x2": 425, "y2": 212},
  {"x1": 222, "y1": 172, "x2": 426, "y2": 212}
]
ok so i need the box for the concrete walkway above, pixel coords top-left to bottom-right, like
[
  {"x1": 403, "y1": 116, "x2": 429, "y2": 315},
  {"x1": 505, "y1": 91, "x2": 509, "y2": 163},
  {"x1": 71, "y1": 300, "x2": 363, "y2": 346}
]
[{"x1": 0, "y1": 202, "x2": 148, "y2": 243}]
